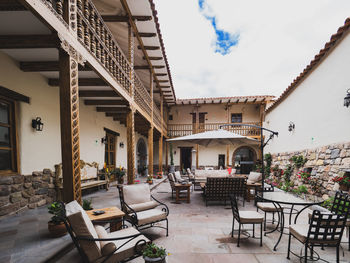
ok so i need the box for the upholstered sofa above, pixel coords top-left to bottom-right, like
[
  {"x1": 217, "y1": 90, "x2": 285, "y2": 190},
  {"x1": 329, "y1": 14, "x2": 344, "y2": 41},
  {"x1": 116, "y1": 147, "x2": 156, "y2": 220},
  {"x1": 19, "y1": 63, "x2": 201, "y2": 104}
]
[{"x1": 194, "y1": 169, "x2": 236, "y2": 183}]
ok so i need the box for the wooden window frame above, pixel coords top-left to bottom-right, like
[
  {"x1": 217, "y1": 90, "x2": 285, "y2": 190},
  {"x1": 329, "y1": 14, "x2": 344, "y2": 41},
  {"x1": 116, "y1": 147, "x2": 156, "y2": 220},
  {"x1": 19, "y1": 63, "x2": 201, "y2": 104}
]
[
  {"x1": 0, "y1": 96, "x2": 19, "y2": 175},
  {"x1": 231, "y1": 113, "x2": 243, "y2": 123}
]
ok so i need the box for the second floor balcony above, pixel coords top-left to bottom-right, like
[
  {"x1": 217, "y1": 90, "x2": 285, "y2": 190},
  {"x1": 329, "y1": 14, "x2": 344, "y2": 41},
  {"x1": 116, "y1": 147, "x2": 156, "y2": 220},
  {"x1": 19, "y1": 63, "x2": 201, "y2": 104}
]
[{"x1": 167, "y1": 122, "x2": 262, "y2": 139}]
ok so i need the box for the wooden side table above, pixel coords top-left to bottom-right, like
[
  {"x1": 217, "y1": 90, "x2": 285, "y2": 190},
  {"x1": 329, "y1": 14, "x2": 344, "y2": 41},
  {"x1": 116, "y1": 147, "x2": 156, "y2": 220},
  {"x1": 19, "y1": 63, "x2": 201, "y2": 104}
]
[
  {"x1": 174, "y1": 183, "x2": 191, "y2": 203},
  {"x1": 246, "y1": 182, "x2": 262, "y2": 202},
  {"x1": 87, "y1": 207, "x2": 125, "y2": 232}
]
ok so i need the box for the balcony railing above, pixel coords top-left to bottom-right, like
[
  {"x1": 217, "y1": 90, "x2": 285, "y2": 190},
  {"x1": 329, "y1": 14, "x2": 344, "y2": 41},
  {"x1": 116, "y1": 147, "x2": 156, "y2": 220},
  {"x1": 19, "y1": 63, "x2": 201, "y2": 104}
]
[
  {"x1": 134, "y1": 75, "x2": 152, "y2": 116},
  {"x1": 153, "y1": 105, "x2": 162, "y2": 129},
  {"x1": 167, "y1": 122, "x2": 262, "y2": 138}
]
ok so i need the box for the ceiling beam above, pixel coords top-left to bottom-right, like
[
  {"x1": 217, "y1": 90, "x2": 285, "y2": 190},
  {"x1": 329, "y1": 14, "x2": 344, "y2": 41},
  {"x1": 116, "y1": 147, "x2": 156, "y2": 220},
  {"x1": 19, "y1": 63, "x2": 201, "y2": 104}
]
[
  {"x1": 49, "y1": 78, "x2": 107, "y2": 86},
  {"x1": 101, "y1": 15, "x2": 152, "y2": 22},
  {"x1": 0, "y1": 35, "x2": 59, "y2": 49},
  {"x1": 156, "y1": 85, "x2": 170, "y2": 88},
  {"x1": 153, "y1": 65, "x2": 165, "y2": 69},
  {"x1": 84, "y1": 100, "x2": 129, "y2": 106},
  {"x1": 79, "y1": 90, "x2": 120, "y2": 97},
  {"x1": 155, "y1": 73, "x2": 167, "y2": 77},
  {"x1": 157, "y1": 80, "x2": 168, "y2": 83},
  {"x1": 134, "y1": 65, "x2": 149, "y2": 70},
  {"x1": 97, "y1": 107, "x2": 128, "y2": 112},
  {"x1": 20, "y1": 61, "x2": 90, "y2": 72},
  {"x1": 137, "y1": 45, "x2": 160, "y2": 50},
  {"x1": 143, "y1": 56, "x2": 163, "y2": 61},
  {"x1": 106, "y1": 112, "x2": 126, "y2": 117},
  {"x1": 0, "y1": 0, "x2": 26, "y2": 11},
  {"x1": 138, "y1": 32, "x2": 157, "y2": 38}
]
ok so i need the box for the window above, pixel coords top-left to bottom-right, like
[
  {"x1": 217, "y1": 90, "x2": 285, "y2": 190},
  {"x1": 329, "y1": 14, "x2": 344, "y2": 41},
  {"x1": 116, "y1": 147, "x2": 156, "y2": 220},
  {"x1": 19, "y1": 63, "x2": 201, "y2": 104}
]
[
  {"x1": 104, "y1": 132, "x2": 116, "y2": 171},
  {"x1": 0, "y1": 98, "x2": 18, "y2": 173},
  {"x1": 168, "y1": 115, "x2": 173, "y2": 121},
  {"x1": 231, "y1": 113, "x2": 242, "y2": 123}
]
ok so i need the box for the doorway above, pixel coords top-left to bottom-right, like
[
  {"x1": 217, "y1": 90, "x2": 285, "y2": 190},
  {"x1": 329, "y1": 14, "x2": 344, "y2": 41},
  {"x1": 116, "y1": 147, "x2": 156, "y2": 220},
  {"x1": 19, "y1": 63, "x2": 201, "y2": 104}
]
[
  {"x1": 233, "y1": 146, "x2": 256, "y2": 174},
  {"x1": 137, "y1": 138, "x2": 147, "y2": 176},
  {"x1": 218, "y1": 154, "x2": 225, "y2": 169},
  {"x1": 104, "y1": 132, "x2": 116, "y2": 171},
  {"x1": 180, "y1": 147, "x2": 192, "y2": 172}
]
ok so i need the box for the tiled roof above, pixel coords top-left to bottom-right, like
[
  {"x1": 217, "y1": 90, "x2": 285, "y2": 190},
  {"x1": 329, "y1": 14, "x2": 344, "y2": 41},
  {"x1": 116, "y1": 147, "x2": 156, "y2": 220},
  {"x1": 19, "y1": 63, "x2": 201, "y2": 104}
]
[
  {"x1": 149, "y1": 0, "x2": 176, "y2": 103},
  {"x1": 176, "y1": 95, "x2": 275, "y2": 105},
  {"x1": 266, "y1": 17, "x2": 350, "y2": 113}
]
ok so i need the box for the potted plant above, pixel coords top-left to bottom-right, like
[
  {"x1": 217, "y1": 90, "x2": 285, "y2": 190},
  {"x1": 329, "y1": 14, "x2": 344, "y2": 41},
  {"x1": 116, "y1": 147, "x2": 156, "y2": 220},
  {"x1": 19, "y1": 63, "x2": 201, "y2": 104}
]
[
  {"x1": 82, "y1": 199, "x2": 93, "y2": 210},
  {"x1": 48, "y1": 202, "x2": 67, "y2": 237},
  {"x1": 157, "y1": 172, "x2": 163, "y2": 179},
  {"x1": 113, "y1": 166, "x2": 126, "y2": 184},
  {"x1": 169, "y1": 143, "x2": 175, "y2": 173},
  {"x1": 143, "y1": 243, "x2": 167, "y2": 263},
  {"x1": 332, "y1": 175, "x2": 350, "y2": 191},
  {"x1": 146, "y1": 175, "x2": 153, "y2": 184}
]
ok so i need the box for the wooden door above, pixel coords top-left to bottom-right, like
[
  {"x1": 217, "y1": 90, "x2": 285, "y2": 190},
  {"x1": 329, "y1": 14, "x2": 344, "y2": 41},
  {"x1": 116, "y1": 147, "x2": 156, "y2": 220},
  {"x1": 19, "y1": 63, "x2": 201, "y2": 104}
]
[
  {"x1": 105, "y1": 132, "x2": 116, "y2": 172},
  {"x1": 198, "y1": 112, "x2": 206, "y2": 132},
  {"x1": 191, "y1": 113, "x2": 196, "y2": 134}
]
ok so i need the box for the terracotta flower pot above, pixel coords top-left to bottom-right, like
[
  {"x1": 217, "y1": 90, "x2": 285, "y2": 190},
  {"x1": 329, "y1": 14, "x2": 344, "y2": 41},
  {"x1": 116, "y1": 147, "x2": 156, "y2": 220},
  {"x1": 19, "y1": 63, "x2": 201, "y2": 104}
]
[{"x1": 48, "y1": 221, "x2": 67, "y2": 237}]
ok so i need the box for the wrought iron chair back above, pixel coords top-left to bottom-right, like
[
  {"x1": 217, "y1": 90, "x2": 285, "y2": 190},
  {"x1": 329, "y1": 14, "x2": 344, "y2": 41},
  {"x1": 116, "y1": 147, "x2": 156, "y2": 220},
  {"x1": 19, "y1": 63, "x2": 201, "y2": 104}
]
[
  {"x1": 230, "y1": 194, "x2": 241, "y2": 222},
  {"x1": 331, "y1": 191, "x2": 350, "y2": 216}
]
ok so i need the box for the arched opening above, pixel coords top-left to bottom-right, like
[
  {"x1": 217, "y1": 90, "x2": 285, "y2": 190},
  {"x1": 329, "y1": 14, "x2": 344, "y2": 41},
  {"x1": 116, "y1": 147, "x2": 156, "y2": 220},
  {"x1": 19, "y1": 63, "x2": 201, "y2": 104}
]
[
  {"x1": 232, "y1": 146, "x2": 257, "y2": 175},
  {"x1": 136, "y1": 138, "x2": 147, "y2": 176}
]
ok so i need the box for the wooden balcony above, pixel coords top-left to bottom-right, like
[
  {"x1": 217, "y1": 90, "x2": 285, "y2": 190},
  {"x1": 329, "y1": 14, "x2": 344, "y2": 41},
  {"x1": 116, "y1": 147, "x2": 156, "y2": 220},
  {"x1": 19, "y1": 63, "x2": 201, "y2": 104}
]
[{"x1": 167, "y1": 122, "x2": 262, "y2": 139}]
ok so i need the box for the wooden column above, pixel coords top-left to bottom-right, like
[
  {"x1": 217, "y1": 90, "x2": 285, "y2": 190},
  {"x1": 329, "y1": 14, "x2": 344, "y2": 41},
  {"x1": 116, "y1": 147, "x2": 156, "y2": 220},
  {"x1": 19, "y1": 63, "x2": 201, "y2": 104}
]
[
  {"x1": 127, "y1": 108, "x2": 135, "y2": 184},
  {"x1": 165, "y1": 141, "x2": 168, "y2": 171},
  {"x1": 59, "y1": 0, "x2": 81, "y2": 203},
  {"x1": 196, "y1": 144, "x2": 199, "y2": 169},
  {"x1": 158, "y1": 136, "x2": 163, "y2": 173},
  {"x1": 126, "y1": 23, "x2": 135, "y2": 184},
  {"x1": 148, "y1": 70, "x2": 154, "y2": 176}
]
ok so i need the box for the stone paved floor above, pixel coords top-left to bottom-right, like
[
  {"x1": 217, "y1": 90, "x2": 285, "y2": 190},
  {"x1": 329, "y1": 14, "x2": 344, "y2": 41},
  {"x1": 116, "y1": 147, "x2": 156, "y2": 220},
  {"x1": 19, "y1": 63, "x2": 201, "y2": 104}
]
[{"x1": 1, "y1": 179, "x2": 349, "y2": 263}]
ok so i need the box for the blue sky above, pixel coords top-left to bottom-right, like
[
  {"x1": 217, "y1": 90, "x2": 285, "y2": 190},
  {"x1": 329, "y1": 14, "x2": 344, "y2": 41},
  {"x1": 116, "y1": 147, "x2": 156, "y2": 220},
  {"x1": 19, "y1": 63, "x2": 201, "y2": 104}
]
[
  {"x1": 154, "y1": 0, "x2": 350, "y2": 99},
  {"x1": 198, "y1": 0, "x2": 240, "y2": 55}
]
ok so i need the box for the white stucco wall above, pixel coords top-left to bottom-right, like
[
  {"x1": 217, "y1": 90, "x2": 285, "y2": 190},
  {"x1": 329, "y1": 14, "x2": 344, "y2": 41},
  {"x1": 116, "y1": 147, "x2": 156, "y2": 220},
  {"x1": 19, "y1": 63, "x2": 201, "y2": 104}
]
[
  {"x1": 264, "y1": 31, "x2": 350, "y2": 154},
  {"x1": 0, "y1": 51, "x2": 147, "y2": 174}
]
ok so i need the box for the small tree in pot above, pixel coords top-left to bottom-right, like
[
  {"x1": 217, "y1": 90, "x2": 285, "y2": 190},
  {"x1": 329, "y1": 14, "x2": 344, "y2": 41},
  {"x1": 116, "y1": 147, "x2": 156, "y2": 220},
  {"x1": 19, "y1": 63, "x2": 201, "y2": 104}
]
[
  {"x1": 143, "y1": 243, "x2": 167, "y2": 263},
  {"x1": 48, "y1": 202, "x2": 67, "y2": 237}
]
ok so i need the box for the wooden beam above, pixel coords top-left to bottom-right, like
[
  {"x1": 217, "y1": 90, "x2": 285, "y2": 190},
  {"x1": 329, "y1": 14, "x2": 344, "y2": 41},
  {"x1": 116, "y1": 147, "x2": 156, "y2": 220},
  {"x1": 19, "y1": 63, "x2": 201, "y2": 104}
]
[
  {"x1": 49, "y1": 78, "x2": 107, "y2": 86},
  {"x1": 155, "y1": 73, "x2": 167, "y2": 77},
  {"x1": 138, "y1": 32, "x2": 157, "y2": 37},
  {"x1": 0, "y1": 86, "x2": 30, "y2": 103},
  {"x1": 137, "y1": 45, "x2": 159, "y2": 50},
  {"x1": 97, "y1": 107, "x2": 127, "y2": 112},
  {"x1": 79, "y1": 90, "x2": 120, "y2": 97},
  {"x1": 156, "y1": 85, "x2": 170, "y2": 88},
  {"x1": 126, "y1": 110, "x2": 135, "y2": 184},
  {"x1": 84, "y1": 100, "x2": 128, "y2": 106},
  {"x1": 153, "y1": 65, "x2": 165, "y2": 69},
  {"x1": 105, "y1": 112, "x2": 126, "y2": 117},
  {"x1": 102, "y1": 15, "x2": 152, "y2": 22},
  {"x1": 0, "y1": 0, "x2": 26, "y2": 11},
  {"x1": 59, "y1": 48, "x2": 81, "y2": 203},
  {"x1": 0, "y1": 35, "x2": 59, "y2": 49},
  {"x1": 143, "y1": 56, "x2": 163, "y2": 60},
  {"x1": 157, "y1": 80, "x2": 168, "y2": 83},
  {"x1": 20, "y1": 61, "x2": 90, "y2": 72},
  {"x1": 134, "y1": 65, "x2": 149, "y2": 70}
]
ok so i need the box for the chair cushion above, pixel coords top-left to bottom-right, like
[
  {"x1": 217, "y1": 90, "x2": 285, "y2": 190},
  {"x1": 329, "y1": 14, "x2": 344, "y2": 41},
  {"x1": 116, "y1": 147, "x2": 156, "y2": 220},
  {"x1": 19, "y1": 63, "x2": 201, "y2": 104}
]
[
  {"x1": 174, "y1": 171, "x2": 184, "y2": 182},
  {"x1": 238, "y1": 211, "x2": 264, "y2": 223},
  {"x1": 66, "y1": 206, "x2": 101, "y2": 262},
  {"x1": 248, "y1": 172, "x2": 262, "y2": 183},
  {"x1": 289, "y1": 224, "x2": 309, "y2": 243},
  {"x1": 123, "y1": 184, "x2": 151, "y2": 205},
  {"x1": 129, "y1": 201, "x2": 158, "y2": 212},
  {"x1": 134, "y1": 209, "x2": 167, "y2": 226},
  {"x1": 257, "y1": 202, "x2": 283, "y2": 212},
  {"x1": 95, "y1": 226, "x2": 149, "y2": 263}
]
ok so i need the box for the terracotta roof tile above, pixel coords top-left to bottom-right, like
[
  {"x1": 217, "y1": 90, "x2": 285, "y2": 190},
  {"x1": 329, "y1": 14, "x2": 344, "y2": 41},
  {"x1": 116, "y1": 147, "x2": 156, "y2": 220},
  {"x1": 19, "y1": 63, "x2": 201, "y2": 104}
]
[
  {"x1": 176, "y1": 95, "x2": 275, "y2": 105},
  {"x1": 267, "y1": 17, "x2": 350, "y2": 113}
]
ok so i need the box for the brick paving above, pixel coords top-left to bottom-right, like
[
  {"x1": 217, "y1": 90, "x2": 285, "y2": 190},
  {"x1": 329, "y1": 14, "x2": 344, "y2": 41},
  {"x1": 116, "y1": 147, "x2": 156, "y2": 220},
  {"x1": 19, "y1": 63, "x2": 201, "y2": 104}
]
[{"x1": 0, "y1": 178, "x2": 349, "y2": 263}]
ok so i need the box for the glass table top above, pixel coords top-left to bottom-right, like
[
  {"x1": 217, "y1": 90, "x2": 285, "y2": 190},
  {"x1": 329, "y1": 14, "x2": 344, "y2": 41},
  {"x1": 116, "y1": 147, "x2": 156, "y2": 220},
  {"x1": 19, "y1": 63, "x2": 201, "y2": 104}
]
[{"x1": 261, "y1": 191, "x2": 323, "y2": 205}]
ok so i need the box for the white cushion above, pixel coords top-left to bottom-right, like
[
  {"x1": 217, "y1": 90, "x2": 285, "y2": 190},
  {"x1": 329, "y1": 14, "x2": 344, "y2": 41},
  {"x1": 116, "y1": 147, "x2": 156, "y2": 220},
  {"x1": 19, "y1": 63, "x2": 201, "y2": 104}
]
[
  {"x1": 257, "y1": 202, "x2": 283, "y2": 212},
  {"x1": 129, "y1": 201, "x2": 158, "y2": 212},
  {"x1": 239, "y1": 211, "x2": 264, "y2": 223},
  {"x1": 134, "y1": 209, "x2": 167, "y2": 226},
  {"x1": 174, "y1": 172, "x2": 185, "y2": 182},
  {"x1": 123, "y1": 184, "x2": 151, "y2": 205},
  {"x1": 65, "y1": 200, "x2": 101, "y2": 250},
  {"x1": 248, "y1": 172, "x2": 262, "y2": 183},
  {"x1": 96, "y1": 226, "x2": 150, "y2": 262}
]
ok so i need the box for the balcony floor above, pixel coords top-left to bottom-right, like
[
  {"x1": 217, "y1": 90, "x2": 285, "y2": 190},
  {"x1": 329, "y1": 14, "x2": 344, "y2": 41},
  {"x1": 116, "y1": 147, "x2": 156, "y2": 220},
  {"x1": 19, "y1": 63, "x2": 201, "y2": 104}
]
[{"x1": 0, "y1": 179, "x2": 349, "y2": 263}]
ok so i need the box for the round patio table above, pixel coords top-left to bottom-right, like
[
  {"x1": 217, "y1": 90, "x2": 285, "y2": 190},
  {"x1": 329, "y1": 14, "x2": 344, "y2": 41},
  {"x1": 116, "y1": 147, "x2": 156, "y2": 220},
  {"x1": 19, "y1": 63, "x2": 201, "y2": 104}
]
[{"x1": 261, "y1": 191, "x2": 324, "y2": 251}]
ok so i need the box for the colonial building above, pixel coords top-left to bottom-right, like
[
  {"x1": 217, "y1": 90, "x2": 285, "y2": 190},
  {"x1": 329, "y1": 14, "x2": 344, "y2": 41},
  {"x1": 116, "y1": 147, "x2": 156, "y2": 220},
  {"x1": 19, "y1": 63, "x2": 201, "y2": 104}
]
[
  {"x1": 264, "y1": 18, "x2": 350, "y2": 194},
  {"x1": 0, "y1": 0, "x2": 174, "y2": 216},
  {"x1": 167, "y1": 96, "x2": 274, "y2": 173}
]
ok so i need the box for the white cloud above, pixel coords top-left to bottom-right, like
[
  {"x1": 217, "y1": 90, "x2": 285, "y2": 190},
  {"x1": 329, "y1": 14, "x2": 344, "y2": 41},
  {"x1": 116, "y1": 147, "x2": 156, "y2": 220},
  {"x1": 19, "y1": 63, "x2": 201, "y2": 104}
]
[{"x1": 153, "y1": 0, "x2": 350, "y2": 99}]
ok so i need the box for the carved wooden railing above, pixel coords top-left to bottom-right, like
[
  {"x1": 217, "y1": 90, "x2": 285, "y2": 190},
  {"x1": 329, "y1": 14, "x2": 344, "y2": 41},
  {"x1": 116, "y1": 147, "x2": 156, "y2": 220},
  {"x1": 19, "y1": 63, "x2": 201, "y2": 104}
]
[
  {"x1": 167, "y1": 122, "x2": 261, "y2": 138},
  {"x1": 153, "y1": 105, "x2": 162, "y2": 129},
  {"x1": 134, "y1": 75, "x2": 152, "y2": 116}
]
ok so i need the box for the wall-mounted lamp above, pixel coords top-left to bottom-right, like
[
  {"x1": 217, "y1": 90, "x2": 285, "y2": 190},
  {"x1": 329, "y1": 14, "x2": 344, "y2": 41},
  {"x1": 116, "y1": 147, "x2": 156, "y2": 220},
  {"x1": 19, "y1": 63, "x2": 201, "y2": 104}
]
[
  {"x1": 344, "y1": 89, "x2": 350, "y2": 107},
  {"x1": 119, "y1": 142, "x2": 124, "y2": 148},
  {"x1": 174, "y1": 150, "x2": 176, "y2": 155},
  {"x1": 101, "y1": 136, "x2": 107, "y2": 144},
  {"x1": 31, "y1": 117, "x2": 44, "y2": 131},
  {"x1": 288, "y1": 122, "x2": 295, "y2": 132}
]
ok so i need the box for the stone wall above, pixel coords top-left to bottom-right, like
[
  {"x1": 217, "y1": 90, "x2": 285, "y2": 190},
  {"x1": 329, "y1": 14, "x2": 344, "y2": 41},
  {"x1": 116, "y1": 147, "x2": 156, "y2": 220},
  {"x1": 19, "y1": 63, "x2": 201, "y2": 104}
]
[
  {"x1": 270, "y1": 142, "x2": 350, "y2": 197},
  {"x1": 0, "y1": 169, "x2": 56, "y2": 218}
]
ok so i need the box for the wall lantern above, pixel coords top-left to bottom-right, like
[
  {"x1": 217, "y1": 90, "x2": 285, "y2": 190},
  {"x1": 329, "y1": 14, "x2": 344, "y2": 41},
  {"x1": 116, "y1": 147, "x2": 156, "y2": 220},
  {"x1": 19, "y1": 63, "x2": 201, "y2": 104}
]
[
  {"x1": 288, "y1": 122, "x2": 295, "y2": 132},
  {"x1": 344, "y1": 89, "x2": 350, "y2": 107},
  {"x1": 119, "y1": 142, "x2": 124, "y2": 148},
  {"x1": 31, "y1": 117, "x2": 44, "y2": 131},
  {"x1": 101, "y1": 136, "x2": 107, "y2": 144}
]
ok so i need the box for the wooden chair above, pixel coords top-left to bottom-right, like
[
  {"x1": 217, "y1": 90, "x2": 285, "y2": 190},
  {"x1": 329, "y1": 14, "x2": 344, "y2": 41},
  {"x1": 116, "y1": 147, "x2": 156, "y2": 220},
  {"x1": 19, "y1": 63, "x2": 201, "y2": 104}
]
[
  {"x1": 63, "y1": 201, "x2": 149, "y2": 263},
  {"x1": 288, "y1": 210, "x2": 348, "y2": 263},
  {"x1": 230, "y1": 194, "x2": 264, "y2": 247},
  {"x1": 256, "y1": 186, "x2": 283, "y2": 230},
  {"x1": 117, "y1": 184, "x2": 169, "y2": 236}
]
